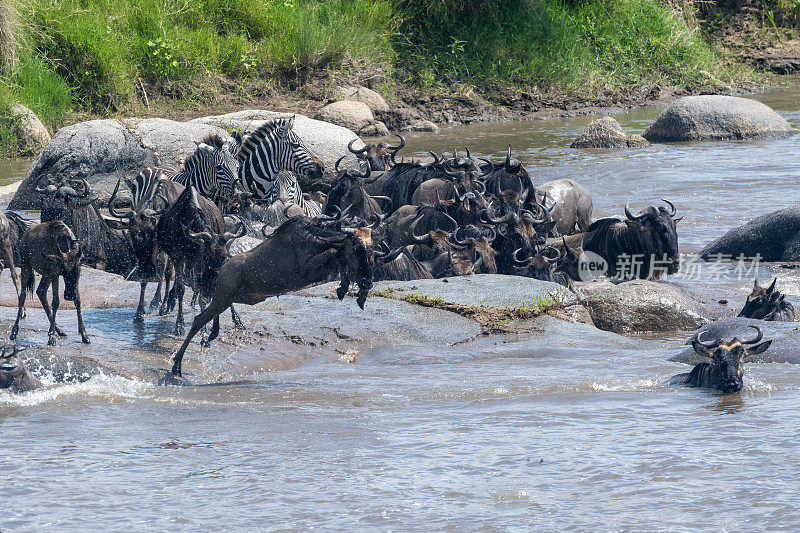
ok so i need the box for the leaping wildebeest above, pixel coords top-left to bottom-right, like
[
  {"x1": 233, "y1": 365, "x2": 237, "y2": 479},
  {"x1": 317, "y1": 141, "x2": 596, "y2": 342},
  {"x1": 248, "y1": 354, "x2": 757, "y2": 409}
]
[
  {"x1": 671, "y1": 325, "x2": 771, "y2": 393},
  {"x1": 163, "y1": 216, "x2": 381, "y2": 384},
  {"x1": 10, "y1": 221, "x2": 90, "y2": 346}
]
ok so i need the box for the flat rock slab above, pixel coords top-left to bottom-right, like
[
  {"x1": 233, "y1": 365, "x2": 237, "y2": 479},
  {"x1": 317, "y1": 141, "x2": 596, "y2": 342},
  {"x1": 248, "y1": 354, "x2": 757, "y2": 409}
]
[
  {"x1": 584, "y1": 279, "x2": 708, "y2": 334},
  {"x1": 368, "y1": 274, "x2": 578, "y2": 308},
  {"x1": 699, "y1": 205, "x2": 800, "y2": 262},
  {"x1": 643, "y1": 95, "x2": 792, "y2": 143},
  {"x1": 671, "y1": 317, "x2": 800, "y2": 365}
]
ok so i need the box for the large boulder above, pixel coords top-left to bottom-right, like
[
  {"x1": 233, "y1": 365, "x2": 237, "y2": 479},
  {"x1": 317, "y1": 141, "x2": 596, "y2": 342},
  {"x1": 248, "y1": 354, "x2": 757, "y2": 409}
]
[
  {"x1": 191, "y1": 110, "x2": 363, "y2": 172},
  {"x1": 9, "y1": 118, "x2": 229, "y2": 209},
  {"x1": 643, "y1": 95, "x2": 792, "y2": 143},
  {"x1": 584, "y1": 280, "x2": 708, "y2": 333},
  {"x1": 671, "y1": 317, "x2": 800, "y2": 365},
  {"x1": 337, "y1": 86, "x2": 390, "y2": 112},
  {"x1": 314, "y1": 100, "x2": 389, "y2": 137},
  {"x1": 699, "y1": 205, "x2": 800, "y2": 262},
  {"x1": 570, "y1": 116, "x2": 650, "y2": 149},
  {"x1": 11, "y1": 104, "x2": 50, "y2": 154}
]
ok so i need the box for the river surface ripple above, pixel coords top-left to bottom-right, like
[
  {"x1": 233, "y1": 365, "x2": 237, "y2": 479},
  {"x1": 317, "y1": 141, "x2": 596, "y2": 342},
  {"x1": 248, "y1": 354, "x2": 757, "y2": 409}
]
[{"x1": 2, "y1": 90, "x2": 800, "y2": 531}]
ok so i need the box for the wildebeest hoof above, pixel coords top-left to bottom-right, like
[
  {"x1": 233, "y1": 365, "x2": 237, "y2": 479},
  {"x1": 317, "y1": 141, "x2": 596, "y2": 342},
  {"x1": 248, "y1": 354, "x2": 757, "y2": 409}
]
[
  {"x1": 174, "y1": 326, "x2": 185, "y2": 336},
  {"x1": 158, "y1": 372, "x2": 191, "y2": 386},
  {"x1": 336, "y1": 285, "x2": 348, "y2": 300},
  {"x1": 55, "y1": 326, "x2": 67, "y2": 337},
  {"x1": 81, "y1": 335, "x2": 91, "y2": 344},
  {"x1": 48, "y1": 335, "x2": 57, "y2": 346},
  {"x1": 133, "y1": 313, "x2": 145, "y2": 324}
]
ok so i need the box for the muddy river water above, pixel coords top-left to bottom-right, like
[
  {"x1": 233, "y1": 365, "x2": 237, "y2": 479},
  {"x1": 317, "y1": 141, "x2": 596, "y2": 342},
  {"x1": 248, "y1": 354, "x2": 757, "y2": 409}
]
[{"x1": 2, "y1": 90, "x2": 800, "y2": 531}]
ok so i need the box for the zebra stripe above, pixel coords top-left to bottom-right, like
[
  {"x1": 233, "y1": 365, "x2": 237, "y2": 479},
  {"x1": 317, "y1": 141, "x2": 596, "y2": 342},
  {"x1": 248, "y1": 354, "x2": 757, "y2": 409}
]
[
  {"x1": 129, "y1": 167, "x2": 175, "y2": 210},
  {"x1": 237, "y1": 116, "x2": 320, "y2": 200},
  {"x1": 273, "y1": 170, "x2": 321, "y2": 218},
  {"x1": 170, "y1": 134, "x2": 238, "y2": 202}
]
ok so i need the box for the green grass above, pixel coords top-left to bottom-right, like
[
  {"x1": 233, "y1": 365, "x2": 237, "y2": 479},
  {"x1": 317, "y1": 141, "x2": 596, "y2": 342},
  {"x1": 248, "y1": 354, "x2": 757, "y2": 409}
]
[{"x1": 0, "y1": 0, "x2": 747, "y2": 155}]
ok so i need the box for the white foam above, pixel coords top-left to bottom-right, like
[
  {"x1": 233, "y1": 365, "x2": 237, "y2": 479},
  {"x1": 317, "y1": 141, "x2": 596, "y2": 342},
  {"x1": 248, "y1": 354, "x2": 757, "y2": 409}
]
[{"x1": 0, "y1": 374, "x2": 154, "y2": 407}]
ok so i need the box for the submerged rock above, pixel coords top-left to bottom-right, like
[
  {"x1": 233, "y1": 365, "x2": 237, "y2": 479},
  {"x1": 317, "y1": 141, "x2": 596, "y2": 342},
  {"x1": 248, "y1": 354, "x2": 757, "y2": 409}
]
[
  {"x1": 671, "y1": 317, "x2": 800, "y2": 365},
  {"x1": 583, "y1": 280, "x2": 708, "y2": 333},
  {"x1": 570, "y1": 116, "x2": 650, "y2": 149},
  {"x1": 699, "y1": 205, "x2": 800, "y2": 262},
  {"x1": 643, "y1": 95, "x2": 792, "y2": 143},
  {"x1": 9, "y1": 118, "x2": 228, "y2": 209}
]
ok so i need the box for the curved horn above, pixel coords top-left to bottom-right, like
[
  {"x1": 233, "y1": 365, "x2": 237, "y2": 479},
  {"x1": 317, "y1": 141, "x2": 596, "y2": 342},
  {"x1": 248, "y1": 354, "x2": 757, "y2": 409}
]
[
  {"x1": 662, "y1": 198, "x2": 676, "y2": 217},
  {"x1": 370, "y1": 195, "x2": 393, "y2": 212},
  {"x1": 348, "y1": 138, "x2": 369, "y2": 155},
  {"x1": 359, "y1": 160, "x2": 372, "y2": 181},
  {"x1": 335, "y1": 155, "x2": 346, "y2": 174},
  {"x1": 188, "y1": 230, "x2": 214, "y2": 245},
  {"x1": 450, "y1": 227, "x2": 471, "y2": 246},
  {"x1": 512, "y1": 248, "x2": 532, "y2": 266},
  {"x1": 485, "y1": 226, "x2": 496, "y2": 243},
  {"x1": 767, "y1": 277, "x2": 778, "y2": 294},
  {"x1": 542, "y1": 246, "x2": 561, "y2": 263},
  {"x1": 428, "y1": 151, "x2": 440, "y2": 165},
  {"x1": 625, "y1": 203, "x2": 641, "y2": 221},
  {"x1": 694, "y1": 329, "x2": 720, "y2": 349},
  {"x1": 108, "y1": 179, "x2": 134, "y2": 219},
  {"x1": 409, "y1": 216, "x2": 431, "y2": 244},
  {"x1": 36, "y1": 183, "x2": 57, "y2": 194},
  {"x1": 483, "y1": 203, "x2": 515, "y2": 225},
  {"x1": 505, "y1": 145, "x2": 512, "y2": 166},
  {"x1": 222, "y1": 216, "x2": 247, "y2": 241},
  {"x1": 477, "y1": 157, "x2": 494, "y2": 179},
  {"x1": 473, "y1": 180, "x2": 486, "y2": 195},
  {"x1": 741, "y1": 325, "x2": 764, "y2": 345},
  {"x1": 386, "y1": 134, "x2": 405, "y2": 155},
  {"x1": 464, "y1": 147, "x2": 470, "y2": 159}
]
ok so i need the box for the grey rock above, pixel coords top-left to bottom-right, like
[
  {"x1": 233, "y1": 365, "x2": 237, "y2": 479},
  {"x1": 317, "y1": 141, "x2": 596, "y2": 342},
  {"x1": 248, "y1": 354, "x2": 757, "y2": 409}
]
[
  {"x1": 337, "y1": 86, "x2": 390, "y2": 112},
  {"x1": 643, "y1": 95, "x2": 792, "y2": 143},
  {"x1": 584, "y1": 280, "x2": 708, "y2": 333},
  {"x1": 192, "y1": 109, "x2": 362, "y2": 171},
  {"x1": 11, "y1": 104, "x2": 50, "y2": 154},
  {"x1": 699, "y1": 205, "x2": 800, "y2": 262},
  {"x1": 315, "y1": 100, "x2": 377, "y2": 133},
  {"x1": 671, "y1": 317, "x2": 800, "y2": 365},
  {"x1": 358, "y1": 120, "x2": 390, "y2": 137},
  {"x1": 401, "y1": 119, "x2": 439, "y2": 133},
  {"x1": 571, "y1": 116, "x2": 649, "y2": 149},
  {"x1": 9, "y1": 118, "x2": 229, "y2": 209}
]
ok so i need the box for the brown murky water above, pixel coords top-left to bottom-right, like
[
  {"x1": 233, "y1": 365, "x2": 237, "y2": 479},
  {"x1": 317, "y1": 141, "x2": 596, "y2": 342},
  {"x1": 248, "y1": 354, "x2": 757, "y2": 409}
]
[{"x1": 2, "y1": 90, "x2": 800, "y2": 530}]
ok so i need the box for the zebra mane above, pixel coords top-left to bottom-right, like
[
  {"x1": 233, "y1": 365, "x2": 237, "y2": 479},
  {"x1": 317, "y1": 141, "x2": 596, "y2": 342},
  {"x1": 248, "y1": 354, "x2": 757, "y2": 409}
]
[
  {"x1": 237, "y1": 118, "x2": 292, "y2": 163},
  {"x1": 199, "y1": 133, "x2": 227, "y2": 150}
]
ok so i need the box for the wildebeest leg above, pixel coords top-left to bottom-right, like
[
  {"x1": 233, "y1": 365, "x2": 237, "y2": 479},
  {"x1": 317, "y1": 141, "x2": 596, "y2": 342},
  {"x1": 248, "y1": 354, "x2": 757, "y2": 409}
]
[
  {"x1": 190, "y1": 290, "x2": 199, "y2": 310},
  {"x1": 148, "y1": 256, "x2": 165, "y2": 312},
  {"x1": 207, "y1": 315, "x2": 221, "y2": 344},
  {"x1": 336, "y1": 257, "x2": 350, "y2": 301},
  {"x1": 74, "y1": 289, "x2": 90, "y2": 344},
  {"x1": 36, "y1": 276, "x2": 65, "y2": 338},
  {"x1": 230, "y1": 305, "x2": 244, "y2": 329},
  {"x1": 173, "y1": 263, "x2": 186, "y2": 336},
  {"x1": 169, "y1": 298, "x2": 231, "y2": 379},
  {"x1": 1, "y1": 242, "x2": 23, "y2": 319},
  {"x1": 9, "y1": 267, "x2": 31, "y2": 341},
  {"x1": 47, "y1": 277, "x2": 61, "y2": 345},
  {"x1": 134, "y1": 281, "x2": 147, "y2": 323},
  {"x1": 160, "y1": 265, "x2": 174, "y2": 315}
]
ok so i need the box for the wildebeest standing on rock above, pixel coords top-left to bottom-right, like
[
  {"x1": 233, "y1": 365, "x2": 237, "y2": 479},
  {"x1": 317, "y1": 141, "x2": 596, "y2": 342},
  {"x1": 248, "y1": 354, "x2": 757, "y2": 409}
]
[
  {"x1": 163, "y1": 215, "x2": 382, "y2": 384},
  {"x1": 0, "y1": 345, "x2": 43, "y2": 393},
  {"x1": 156, "y1": 185, "x2": 245, "y2": 336},
  {"x1": 738, "y1": 278, "x2": 796, "y2": 321},
  {"x1": 10, "y1": 221, "x2": 90, "y2": 346},
  {"x1": 582, "y1": 200, "x2": 680, "y2": 281},
  {"x1": 671, "y1": 325, "x2": 771, "y2": 393}
]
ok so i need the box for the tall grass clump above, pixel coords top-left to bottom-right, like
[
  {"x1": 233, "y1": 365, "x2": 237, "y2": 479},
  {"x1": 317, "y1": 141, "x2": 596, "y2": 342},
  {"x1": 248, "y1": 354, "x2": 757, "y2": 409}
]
[{"x1": 393, "y1": 0, "x2": 729, "y2": 92}]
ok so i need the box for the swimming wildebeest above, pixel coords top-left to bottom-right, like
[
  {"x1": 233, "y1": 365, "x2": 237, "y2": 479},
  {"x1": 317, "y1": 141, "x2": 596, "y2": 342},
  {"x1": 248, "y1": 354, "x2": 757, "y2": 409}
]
[
  {"x1": 672, "y1": 325, "x2": 772, "y2": 393},
  {"x1": 582, "y1": 200, "x2": 680, "y2": 281},
  {"x1": 164, "y1": 216, "x2": 380, "y2": 383},
  {"x1": 738, "y1": 278, "x2": 796, "y2": 322},
  {"x1": 10, "y1": 221, "x2": 90, "y2": 346},
  {"x1": 0, "y1": 345, "x2": 43, "y2": 393}
]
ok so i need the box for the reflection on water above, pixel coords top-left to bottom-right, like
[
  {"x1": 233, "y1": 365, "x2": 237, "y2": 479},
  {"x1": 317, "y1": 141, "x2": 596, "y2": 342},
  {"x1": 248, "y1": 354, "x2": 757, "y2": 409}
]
[{"x1": 2, "y1": 89, "x2": 800, "y2": 530}]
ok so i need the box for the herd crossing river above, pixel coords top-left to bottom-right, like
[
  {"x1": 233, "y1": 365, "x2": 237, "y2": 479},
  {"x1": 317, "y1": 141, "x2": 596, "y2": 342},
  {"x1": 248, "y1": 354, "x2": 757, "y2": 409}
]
[{"x1": 2, "y1": 88, "x2": 800, "y2": 530}]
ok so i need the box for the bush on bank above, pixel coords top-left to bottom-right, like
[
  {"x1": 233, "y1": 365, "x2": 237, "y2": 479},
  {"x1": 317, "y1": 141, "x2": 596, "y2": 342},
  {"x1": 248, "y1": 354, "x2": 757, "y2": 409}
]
[{"x1": 0, "y1": 0, "x2": 737, "y2": 155}]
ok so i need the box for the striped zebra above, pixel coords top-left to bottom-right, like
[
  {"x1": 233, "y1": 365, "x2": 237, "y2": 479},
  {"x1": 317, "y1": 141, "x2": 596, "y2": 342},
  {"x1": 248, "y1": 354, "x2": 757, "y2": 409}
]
[
  {"x1": 128, "y1": 134, "x2": 238, "y2": 209},
  {"x1": 273, "y1": 170, "x2": 322, "y2": 218},
  {"x1": 236, "y1": 116, "x2": 324, "y2": 201}
]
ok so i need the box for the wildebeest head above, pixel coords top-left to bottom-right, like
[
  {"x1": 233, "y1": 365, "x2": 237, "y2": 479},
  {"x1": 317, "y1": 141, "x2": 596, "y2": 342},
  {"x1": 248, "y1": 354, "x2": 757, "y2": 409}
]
[
  {"x1": 47, "y1": 229, "x2": 83, "y2": 302},
  {"x1": 0, "y1": 345, "x2": 41, "y2": 393},
  {"x1": 348, "y1": 134, "x2": 405, "y2": 171},
  {"x1": 335, "y1": 221, "x2": 379, "y2": 309},
  {"x1": 109, "y1": 181, "x2": 164, "y2": 280},
  {"x1": 324, "y1": 158, "x2": 390, "y2": 221},
  {"x1": 512, "y1": 246, "x2": 560, "y2": 281},
  {"x1": 691, "y1": 326, "x2": 772, "y2": 393},
  {"x1": 557, "y1": 236, "x2": 581, "y2": 282},
  {"x1": 624, "y1": 199, "x2": 680, "y2": 274},
  {"x1": 737, "y1": 278, "x2": 795, "y2": 321},
  {"x1": 38, "y1": 178, "x2": 95, "y2": 223},
  {"x1": 187, "y1": 218, "x2": 247, "y2": 294}
]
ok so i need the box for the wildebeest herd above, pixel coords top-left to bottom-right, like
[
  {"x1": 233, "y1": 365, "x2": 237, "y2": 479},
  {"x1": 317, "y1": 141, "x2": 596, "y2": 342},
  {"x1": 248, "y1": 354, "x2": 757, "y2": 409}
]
[{"x1": 0, "y1": 116, "x2": 793, "y2": 391}]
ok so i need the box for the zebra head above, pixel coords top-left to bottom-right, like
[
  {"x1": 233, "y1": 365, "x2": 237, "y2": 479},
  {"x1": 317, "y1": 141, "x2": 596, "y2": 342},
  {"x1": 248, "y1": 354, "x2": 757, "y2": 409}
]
[{"x1": 237, "y1": 116, "x2": 325, "y2": 199}]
